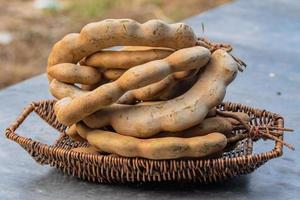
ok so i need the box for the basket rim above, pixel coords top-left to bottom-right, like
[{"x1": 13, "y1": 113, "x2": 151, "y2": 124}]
[{"x1": 5, "y1": 99, "x2": 284, "y2": 167}]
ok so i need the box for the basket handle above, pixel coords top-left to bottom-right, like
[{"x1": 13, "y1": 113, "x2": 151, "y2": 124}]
[{"x1": 5, "y1": 102, "x2": 44, "y2": 148}]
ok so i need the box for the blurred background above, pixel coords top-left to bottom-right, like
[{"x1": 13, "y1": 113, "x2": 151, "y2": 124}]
[{"x1": 0, "y1": 0, "x2": 231, "y2": 89}]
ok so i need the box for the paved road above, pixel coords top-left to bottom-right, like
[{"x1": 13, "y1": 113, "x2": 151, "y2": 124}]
[{"x1": 1, "y1": 0, "x2": 299, "y2": 199}]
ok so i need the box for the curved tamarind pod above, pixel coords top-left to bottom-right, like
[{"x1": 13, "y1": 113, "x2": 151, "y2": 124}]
[
  {"x1": 154, "y1": 117, "x2": 235, "y2": 138},
  {"x1": 117, "y1": 68, "x2": 200, "y2": 104},
  {"x1": 158, "y1": 69, "x2": 200, "y2": 101},
  {"x1": 83, "y1": 49, "x2": 173, "y2": 69},
  {"x1": 102, "y1": 68, "x2": 194, "y2": 82},
  {"x1": 117, "y1": 75, "x2": 176, "y2": 104},
  {"x1": 50, "y1": 77, "x2": 172, "y2": 103},
  {"x1": 121, "y1": 45, "x2": 194, "y2": 79},
  {"x1": 55, "y1": 46, "x2": 211, "y2": 125},
  {"x1": 222, "y1": 111, "x2": 250, "y2": 124},
  {"x1": 83, "y1": 49, "x2": 240, "y2": 137},
  {"x1": 50, "y1": 79, "x2": 87, "y2": 99},
  {"x1": 47, "y1": 19, "x2": 197, "y2": 71},
  {"x1": 103, "y1": 69, "x2": 125, "y2": 80},
  {"x1": 76, "y1": 123, "x2": 227, "y2": 160},
  {"x1": 120, "y1": 46, "x2": 194, "y2": 80},
  {"x1": 71, "y1": 146, "x2": 101, "y2": 155},
  {"x1": 47, "y1": 63, "x2": 102, "y2": 85}
]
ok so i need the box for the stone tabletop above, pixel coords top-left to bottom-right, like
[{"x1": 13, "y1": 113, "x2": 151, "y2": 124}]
[{"x1": 1, "y1": 0, "x2": 299, "y2": 199}]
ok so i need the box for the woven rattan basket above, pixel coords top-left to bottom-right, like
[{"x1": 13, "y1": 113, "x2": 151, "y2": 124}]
[{"x1": 5, "y1": 100, "x2": 286, "y2": 183}]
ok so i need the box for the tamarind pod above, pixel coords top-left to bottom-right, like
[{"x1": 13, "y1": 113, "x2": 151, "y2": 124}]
[
  {"x1": 76, "y1": 122, "x2": 227, "y2": 160},
  {"x1": 83, "y1": 49, "x2": 241, "y2": 137},
  {"x1": 103, "y1": 68, "x2": 194, "y2": 83},
  {"x1": 117, "y1": 75, "x2": 176, "y2": 104},
  {"x1": 117, "y1": 68, "x2": 200, "y2": 104},
  {"x1": 66, "y1": 124, "x2": 86, "y2": 142},
  {"x1": 83, "y1": 104, "x2": 218, "y2": 129},
  {"x1": 103, "y1": 69, "x2": 125, "y2": 80},
  {"x1": 71, "y1": 146, "x2": 101, "y2": 155},
  {"x1": 83, "y1": 49, "x2": 173, "y2": 69},
  {"x1": 222, "y1": 111, "x2": 250, "y2": 124},
  {"x1": 47, "y1": 19, "x2": 197, "y2": 71},
  {"x1": 154, "y1": 117, "x2": 235, "y2": 138},
  {"x1": 99, "y1": 55, "x2": 193, "y2": 81},
  {"x1": 47, "y1": 63, "x2": 102, "y2": 85},
  {"x1": 109, "y1": 66, "x2": 199, "y2": 104},
  {"x1": 50, "y1": 79, "x2": 88, "y2": 99},
  {"x1": 55, "y1": 46, "x2": 211, "y2": 125},
  {"x1": 158, "y1": 69, "x2": 200, "y2": 101}
]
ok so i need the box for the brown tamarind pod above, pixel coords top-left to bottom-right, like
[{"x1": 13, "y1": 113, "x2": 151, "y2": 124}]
[
  {"x1": 55, "y1": 46, "x2": 211, "y2": 126},
  {"x1": 48, "y1": 63, "x2": 102, "y2": 85},
  {"x1": 50, "y1": 79, "x2": 88, "y2": 99},
  {"x1": 76, "y1": 122, "x2": 227, "y2": 160},
  {"x1": 47, "y1": 19, "x2": 198, "y2": 78},
  {"x1": 83, "y1": 49, "x2": 173, "y2": 69},
  {"x1": 82, "y1": 49, "x2": 241, "y2": 137},
  {"x1": 157, "y1": 69, "x2": 200, "y2": 101},
  {"x1": 115, "y1": 68, "x2": 200, "y2": 104},
  {"x1": 154, "y1": 116, "x2": 236, "y2": 138}
]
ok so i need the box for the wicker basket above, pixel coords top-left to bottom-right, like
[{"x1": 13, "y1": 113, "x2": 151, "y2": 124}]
[{"x1": 5, "y1": 100, "x2": 286, "y2": 183}]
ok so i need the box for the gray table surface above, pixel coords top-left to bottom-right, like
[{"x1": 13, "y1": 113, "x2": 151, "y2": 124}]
[{"x1": 1, "y1": 0, "x2": 300, "y2": 199}]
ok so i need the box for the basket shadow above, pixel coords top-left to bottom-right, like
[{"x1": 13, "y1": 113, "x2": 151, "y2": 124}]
[
  {"x1": 24, "y1": 168, "x2": 250, "y2": 195},
  {"x1": 120, "y1": 175, "x2": 250, "y2": 193}
]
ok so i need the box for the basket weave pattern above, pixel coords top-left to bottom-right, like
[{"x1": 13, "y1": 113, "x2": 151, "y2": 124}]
[{"x1": 5, "y1": 100, "x2": 284, "y2": 183}]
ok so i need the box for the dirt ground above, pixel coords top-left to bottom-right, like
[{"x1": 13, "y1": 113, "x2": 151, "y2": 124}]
[{"x1": 0, "y1": 0, "x2": 231, "y2": 89}]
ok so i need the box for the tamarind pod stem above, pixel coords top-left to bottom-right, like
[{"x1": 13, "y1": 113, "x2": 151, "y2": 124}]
[
  {"x1": 83, "y1": 49, "x2": 240, "y2": 137},
  {"x1": 76, "y1": 122, "x2": 227, "y2": 160},
  {"x1": 55, "y1": 46, "x2": 211, "y2": 126},
  {"x1": 218, "y1": 111, "x2": 295, "y2": 150},
  {"x1": 84, "y1": 49, "x2": 173, "y2": 69},
  {"x1": 50, "y1": 79, "x2": 88, "y2": 99},
  {"x1": 47, "y1": 63, "x2": 102, "y2": 85}
]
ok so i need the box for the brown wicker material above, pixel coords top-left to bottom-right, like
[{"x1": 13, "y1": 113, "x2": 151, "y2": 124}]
[{"x1": 5, "y1": 100, "x2": 285, "y2": 183}]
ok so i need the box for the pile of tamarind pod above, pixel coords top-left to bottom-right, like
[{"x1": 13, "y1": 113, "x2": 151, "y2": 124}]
[{"x1": 46, "y1": 19, "x2": 255, "y2": 160}]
